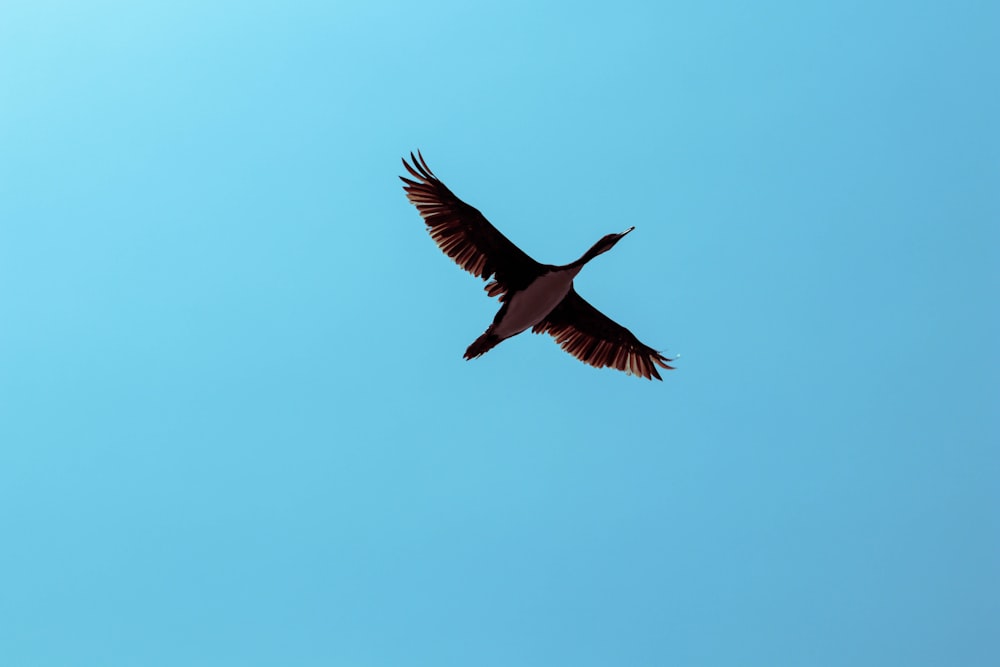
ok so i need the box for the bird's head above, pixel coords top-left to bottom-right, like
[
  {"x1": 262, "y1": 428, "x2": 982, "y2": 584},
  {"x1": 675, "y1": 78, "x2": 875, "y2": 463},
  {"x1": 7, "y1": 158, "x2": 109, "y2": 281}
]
[{"x1": 579, "y1": 226, "x2": 634, "y2": 264}]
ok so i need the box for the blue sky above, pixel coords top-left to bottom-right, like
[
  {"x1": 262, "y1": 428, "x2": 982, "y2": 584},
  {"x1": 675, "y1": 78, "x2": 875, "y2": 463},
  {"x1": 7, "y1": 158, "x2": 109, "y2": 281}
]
[{"x1": 1, "y1": 1, "x2": 997, "y2": 665}]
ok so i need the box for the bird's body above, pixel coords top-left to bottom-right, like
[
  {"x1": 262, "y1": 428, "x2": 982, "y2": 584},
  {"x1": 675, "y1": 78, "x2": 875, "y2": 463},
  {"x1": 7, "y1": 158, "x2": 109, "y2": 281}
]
[
  {"x1": 492, "y1": 267, "x2": 579, "y2": 339},
  {"x1": 463, "y1": 265, "x2": 581, "y2": 360},
  {"x1": 400, "y1": 151, "x2": 673, "y2": 380}
]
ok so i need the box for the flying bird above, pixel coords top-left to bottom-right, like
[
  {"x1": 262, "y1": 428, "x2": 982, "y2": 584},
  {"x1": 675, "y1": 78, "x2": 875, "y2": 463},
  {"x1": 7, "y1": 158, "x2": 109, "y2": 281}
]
[{"x1": 400, "y1": 151, "x2": 674, "y2": 380}]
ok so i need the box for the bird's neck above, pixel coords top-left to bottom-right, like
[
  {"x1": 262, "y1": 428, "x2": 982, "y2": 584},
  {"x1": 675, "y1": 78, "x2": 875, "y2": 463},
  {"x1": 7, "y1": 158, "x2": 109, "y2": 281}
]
[{"x1": 567, "y1": 241, "x2": 607, "y2": 269}]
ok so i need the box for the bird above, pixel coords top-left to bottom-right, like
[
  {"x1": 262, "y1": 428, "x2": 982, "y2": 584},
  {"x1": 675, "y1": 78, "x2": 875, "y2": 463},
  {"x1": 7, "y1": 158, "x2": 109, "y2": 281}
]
[{"x1": 400, "y1": 151, "x2": 674, "y2": 380}]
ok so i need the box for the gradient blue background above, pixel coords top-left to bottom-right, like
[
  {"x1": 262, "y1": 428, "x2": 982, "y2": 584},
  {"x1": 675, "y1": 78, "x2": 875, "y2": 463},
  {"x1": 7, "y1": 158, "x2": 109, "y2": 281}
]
[{"x1": 2, "y1": 1, "x2": 997, "y2": 665}]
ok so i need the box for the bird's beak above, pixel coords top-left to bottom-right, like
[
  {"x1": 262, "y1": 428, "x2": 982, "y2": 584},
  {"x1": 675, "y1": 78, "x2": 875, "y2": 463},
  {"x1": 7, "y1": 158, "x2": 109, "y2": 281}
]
[{"x1": 620, "y1": 226, "x2": 635, "y2": 237}]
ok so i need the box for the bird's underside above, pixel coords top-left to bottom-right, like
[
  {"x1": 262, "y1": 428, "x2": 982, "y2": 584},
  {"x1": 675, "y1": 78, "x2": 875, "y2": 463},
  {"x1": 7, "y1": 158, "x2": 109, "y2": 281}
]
[{"x1": 400, "y1": 151, "x2": 673, "y2": 380}]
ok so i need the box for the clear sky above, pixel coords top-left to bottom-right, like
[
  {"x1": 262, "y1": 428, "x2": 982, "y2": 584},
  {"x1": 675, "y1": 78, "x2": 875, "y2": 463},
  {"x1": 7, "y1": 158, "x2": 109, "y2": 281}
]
[{"x1": 1, "y1": 1, "x2": 997, "y2": 665}]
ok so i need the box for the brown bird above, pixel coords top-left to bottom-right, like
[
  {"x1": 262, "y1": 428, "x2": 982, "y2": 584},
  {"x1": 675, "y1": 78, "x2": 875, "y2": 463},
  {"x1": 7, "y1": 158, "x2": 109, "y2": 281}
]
[{"x1": 400, "y1": 151, "x2": 674, "y2": 380}]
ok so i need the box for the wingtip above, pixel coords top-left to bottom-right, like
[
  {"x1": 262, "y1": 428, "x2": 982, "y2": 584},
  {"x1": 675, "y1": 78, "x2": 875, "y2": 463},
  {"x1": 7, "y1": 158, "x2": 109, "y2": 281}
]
[
  {"x1": 415, "y1": 149, "x2": 433, "y2": 175},
  {"x1": 653, "y1": 351, "x2": 675, "y2": 376},
  {"x1": 401, "y1": 149, "x2": 435, "y2": 181}
]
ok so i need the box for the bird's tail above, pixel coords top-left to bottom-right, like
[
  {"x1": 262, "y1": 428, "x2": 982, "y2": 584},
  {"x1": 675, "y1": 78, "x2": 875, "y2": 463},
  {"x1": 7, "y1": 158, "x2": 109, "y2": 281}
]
[{"x1": 464, "y1": 327, "x2": 502, "y2": 360}]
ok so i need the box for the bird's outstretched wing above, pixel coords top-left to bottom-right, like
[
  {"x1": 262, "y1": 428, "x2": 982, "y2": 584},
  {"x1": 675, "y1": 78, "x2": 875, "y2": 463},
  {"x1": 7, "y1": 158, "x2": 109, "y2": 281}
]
[
  {"x1": 533, "y1": 288, "x2": 674, "y2": 380},
  {"x1": 401, "y1": 151, "x2": 544, "y2": 300}
]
